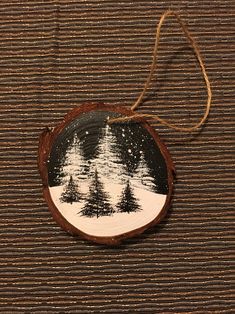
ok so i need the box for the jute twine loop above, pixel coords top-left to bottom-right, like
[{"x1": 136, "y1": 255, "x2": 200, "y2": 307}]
[{"x1": 108, "y1": 10, "x2": 212, "y2": 132}]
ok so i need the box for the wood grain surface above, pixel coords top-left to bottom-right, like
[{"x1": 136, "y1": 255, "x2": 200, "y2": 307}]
[{"x1": 0, "y1": 1, "x2": 234, "y2": 313}]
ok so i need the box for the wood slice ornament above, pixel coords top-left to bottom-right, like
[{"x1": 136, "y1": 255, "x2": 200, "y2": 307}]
[
  {"x1": 38, "y1": 11, "x2": 211, "y2": 245},
  {"x1": 38, "y1": 104, "x2": 174, "y2": 245}
]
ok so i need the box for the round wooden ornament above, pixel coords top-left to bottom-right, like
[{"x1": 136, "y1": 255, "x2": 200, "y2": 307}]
[
  {"x1": 38, "y1": 104, "x2": 174, "y2": 245},
  {"x1": 38, "y1": 10, "x2": 211, "y2": 245}
]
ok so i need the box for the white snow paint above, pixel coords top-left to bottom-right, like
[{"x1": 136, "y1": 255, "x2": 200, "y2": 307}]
[
  {"x1": 132, "y1": 152, "x2": 156, "y2": 192},
  {"x1": 49, "y1": 180, "x2": 166, "y2": 237},
  {"x1": 89, "y1": 124, "x2": 126, "y2": 183},
  {"x1": 61, "y1": 134, "x2": 88, "y2": 184}
]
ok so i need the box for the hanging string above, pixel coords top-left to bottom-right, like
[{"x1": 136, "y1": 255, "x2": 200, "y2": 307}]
[{"x1": 108, "y1": 10, "x2": 212, "y2": 132}]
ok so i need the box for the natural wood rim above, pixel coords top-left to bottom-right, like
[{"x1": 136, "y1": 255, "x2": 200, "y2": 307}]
[{"x1": 38, "y1": 103, "x2": 175, "y2": 245}]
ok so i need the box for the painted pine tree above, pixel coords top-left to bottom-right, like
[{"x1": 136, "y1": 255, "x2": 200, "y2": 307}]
[
  {"x1": 60, "y1": 175, "x2": 81, "y2": 204},
  {"x1": 80, "y1": 169, "x2": 114, "y2": 218},
  {"x1": 61, "y1": 133, "x2": 87, "y2": 184},
  {"x1": 90, "y1": 123, "x2": 126, "y2": 184},
  {"x1": 131, "y1": 151, "x2": 156, "y2": 192},
  {"x1": 116, "y1": 180, "x2": 141, "y2": 213}
]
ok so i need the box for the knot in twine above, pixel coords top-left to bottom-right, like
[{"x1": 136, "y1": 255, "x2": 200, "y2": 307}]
[{"x1": 108, "y1": 10, "x2": 212, "y2": 132}]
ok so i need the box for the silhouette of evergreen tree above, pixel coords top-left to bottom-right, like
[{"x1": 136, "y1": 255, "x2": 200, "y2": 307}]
[
  {"x1": 80, "y1": 169, "x2": 113, "y2": 218},
  {"x1": 60, "y1": 175, "x2": 81, "y2": 204},
  {"x1": 117, "y1": 180, "x2": 141, "y2": 213}
]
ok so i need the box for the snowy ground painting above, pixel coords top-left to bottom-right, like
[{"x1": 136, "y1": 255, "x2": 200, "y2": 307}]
[
  {"x1": 50, "y1": 179, "x2": 167, "y2": 237},
  {"x1": 48, "y1": 110, "x2": 169, "y2": 238}
]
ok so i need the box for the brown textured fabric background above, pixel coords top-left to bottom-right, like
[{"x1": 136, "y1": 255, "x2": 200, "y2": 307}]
[{"x1": 0, "y1": 1, "x2": 234, "y2": 313}]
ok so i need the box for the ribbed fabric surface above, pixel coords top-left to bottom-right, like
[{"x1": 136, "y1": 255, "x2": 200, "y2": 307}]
[{"x1": 0, "y1": 1, "x2": 234, "y2": 313}]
